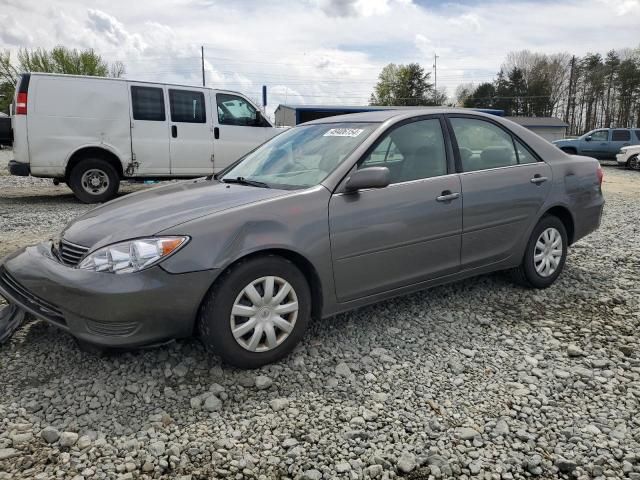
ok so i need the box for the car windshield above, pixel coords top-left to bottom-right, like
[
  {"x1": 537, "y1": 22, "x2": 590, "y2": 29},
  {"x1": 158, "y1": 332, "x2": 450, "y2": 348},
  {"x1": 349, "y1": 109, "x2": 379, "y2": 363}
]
[{"x1": 221, "y1": 122, "x2": 378, "y2": 189}]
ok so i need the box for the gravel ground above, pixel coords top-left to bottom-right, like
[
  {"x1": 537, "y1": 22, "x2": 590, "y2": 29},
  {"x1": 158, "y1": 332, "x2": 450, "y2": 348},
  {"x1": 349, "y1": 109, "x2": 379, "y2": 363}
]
[{"x1": 1, "y1": 149, "x2": 639, "y2": 480}]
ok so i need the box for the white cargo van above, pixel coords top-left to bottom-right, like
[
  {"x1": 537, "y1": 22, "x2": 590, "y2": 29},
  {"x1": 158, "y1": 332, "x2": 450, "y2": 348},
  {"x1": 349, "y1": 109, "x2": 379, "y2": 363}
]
[{"x1": 9, "y1": 73, "x2": 280, "y2": 202}]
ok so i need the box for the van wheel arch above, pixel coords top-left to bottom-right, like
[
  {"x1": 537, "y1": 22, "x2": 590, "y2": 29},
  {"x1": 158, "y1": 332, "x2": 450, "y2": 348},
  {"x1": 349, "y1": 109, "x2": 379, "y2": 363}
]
[
  {"x1": 560, "y1": 147, "x2": 577, "y2": 155},
  {"x1": 65, "y1": 147, "x2": 124, "y2": 182}
]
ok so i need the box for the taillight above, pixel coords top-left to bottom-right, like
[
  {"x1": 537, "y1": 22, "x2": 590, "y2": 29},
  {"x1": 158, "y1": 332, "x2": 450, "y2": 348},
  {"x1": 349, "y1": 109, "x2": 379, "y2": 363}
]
[
  {"x1": 597, "y1": 165, "x2": 604, "y2": 186},
  {"x1": 16, "y1": 92, "x2": 27, "y2": 115}
]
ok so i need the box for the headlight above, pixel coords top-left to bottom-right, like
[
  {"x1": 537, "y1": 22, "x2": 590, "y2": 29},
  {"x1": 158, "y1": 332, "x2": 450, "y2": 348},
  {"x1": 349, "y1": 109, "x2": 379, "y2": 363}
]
[{"x1": 78, "y1": 236, "x2": 189, "y2": 273}]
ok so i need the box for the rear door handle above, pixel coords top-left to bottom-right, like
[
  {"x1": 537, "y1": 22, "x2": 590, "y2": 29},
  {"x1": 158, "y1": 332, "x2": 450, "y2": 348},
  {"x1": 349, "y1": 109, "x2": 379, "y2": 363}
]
[
  {"x1": 436, "y1": 191, "x2": 460, "y2": 202},
  {"x1": 530, "y1": 175, "x2": 548, "y2": 184},
  {"x1": 214, "y1": 127, "x2": 220, "y2": 140},
  {"x1": 171, "y1": 125, "x2": 177, "y2": 138}
]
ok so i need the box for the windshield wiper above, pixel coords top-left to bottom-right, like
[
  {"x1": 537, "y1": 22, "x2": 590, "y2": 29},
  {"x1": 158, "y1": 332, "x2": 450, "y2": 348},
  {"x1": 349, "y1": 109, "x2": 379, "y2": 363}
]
[{"x1": 221, "y1": 176, "x2": 270, "y2": 188}]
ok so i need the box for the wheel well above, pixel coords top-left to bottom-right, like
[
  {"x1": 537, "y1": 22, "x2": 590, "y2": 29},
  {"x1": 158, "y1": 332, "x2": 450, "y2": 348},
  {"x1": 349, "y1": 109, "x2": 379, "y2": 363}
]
[
  {"x1": 560, "y1": 147, "x2": 577, "y2": 154},
  {"x1": 65, "y1": 147, "x2": 123, "y2": 181},
  {"x1": 544, "y1": 206, "x2": 575, "y2": 244},
  {"x1": 215, "y1": 249, "x2": 324, "y2": 321}
]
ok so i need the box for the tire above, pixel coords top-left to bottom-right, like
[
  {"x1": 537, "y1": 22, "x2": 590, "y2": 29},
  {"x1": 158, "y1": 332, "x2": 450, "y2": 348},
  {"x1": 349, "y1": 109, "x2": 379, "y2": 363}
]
[
  {"x1": 198, "y1": 255, "x2": 312, "y2": 368},
  {"x1": 560, "y1": 147, "x2": 577, "y2": 155},
  {"x1": 512, "y1": 216, "x2": 568, "y2": 289},
  {"x1": 629, "y1": 154, "x2": 639, "y2": 170},
  {"x1": 69, "y1": 158, "x2": 120, "y2": 203}
]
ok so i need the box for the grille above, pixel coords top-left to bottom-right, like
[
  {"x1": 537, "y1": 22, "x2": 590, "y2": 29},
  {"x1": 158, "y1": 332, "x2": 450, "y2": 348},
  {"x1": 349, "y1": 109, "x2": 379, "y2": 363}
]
[
  {"x1": 86, "y1": 319, "x2": 140, "y2": 337},
  {"x1": 0, "y1": 267, "x2": 66, "y2": 326},
  {"x1": 58, "y1": 239, "x2": 89, "y2": 266}
]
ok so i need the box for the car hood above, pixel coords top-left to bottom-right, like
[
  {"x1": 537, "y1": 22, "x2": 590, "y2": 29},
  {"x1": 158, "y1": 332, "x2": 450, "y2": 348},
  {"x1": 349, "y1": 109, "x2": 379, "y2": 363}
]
[
  {"x1": 62, "y1": 179, "x2": 290, "y2": 249},
  {"x1": 553, "y1": 138, "x2": 578, "y2": 146}
]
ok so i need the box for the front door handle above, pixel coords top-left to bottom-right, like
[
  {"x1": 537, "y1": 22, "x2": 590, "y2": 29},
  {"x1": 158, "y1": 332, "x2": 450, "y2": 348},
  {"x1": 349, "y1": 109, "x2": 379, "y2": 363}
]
[
  {"x1": 436, "y1": 191, "x2": 460, "y2": 202},
  {"x1": 530, "y1": 175, "x2": 548, "y2": 184},
  {"x1": 171, "y1": 125, "x2": 177, "y2": 138},
  {"x1": 214, "y1": 127, "x2": 220, "y2": 140}
]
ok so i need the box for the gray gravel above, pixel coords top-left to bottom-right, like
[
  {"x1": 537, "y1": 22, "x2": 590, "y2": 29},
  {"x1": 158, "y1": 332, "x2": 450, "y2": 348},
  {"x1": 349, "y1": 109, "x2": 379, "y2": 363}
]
[{"x1": 1, "y1": 150, "x2": 639, "y2": 479}]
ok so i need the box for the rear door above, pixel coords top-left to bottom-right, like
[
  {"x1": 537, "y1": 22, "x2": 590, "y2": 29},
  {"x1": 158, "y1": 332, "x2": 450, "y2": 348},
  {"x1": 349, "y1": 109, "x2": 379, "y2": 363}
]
[
  {"x1": 610, "y1": 129, "x2": 632, "y2": 157},
  {"x1": 447, "y1": 115, "x2": 552, "y2": 269},
  {"x1": 329, "y1": 116, "x2": 462, "y2": 301},
  {"x1": 168, "y1": 88, "x2": 214, "y2": 175},
  {"x1": 212, "y1": 92, "x2": 274, "y2": 172},
  {"x1": 129, "y1": 83, "x2": 170, "y2": 175}
]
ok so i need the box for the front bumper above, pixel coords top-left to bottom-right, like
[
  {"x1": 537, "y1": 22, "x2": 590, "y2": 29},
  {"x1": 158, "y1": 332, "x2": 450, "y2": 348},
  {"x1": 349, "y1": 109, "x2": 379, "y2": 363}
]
[
  {"x1": 616, "y1": 154, "x2": 628, "y2": 166},
  {"x1": 8, "y1": 160, "x2": 30, "y2": 176},
  {"x1": 0, "y1": 242, "x2": 219, "y2": 347}
]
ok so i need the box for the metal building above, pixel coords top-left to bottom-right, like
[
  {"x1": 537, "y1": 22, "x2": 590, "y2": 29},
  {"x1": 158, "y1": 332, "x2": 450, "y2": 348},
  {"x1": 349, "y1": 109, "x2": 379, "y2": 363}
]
[{"x1": 504, "y1": 117, "x2": 569, "y2": 142}]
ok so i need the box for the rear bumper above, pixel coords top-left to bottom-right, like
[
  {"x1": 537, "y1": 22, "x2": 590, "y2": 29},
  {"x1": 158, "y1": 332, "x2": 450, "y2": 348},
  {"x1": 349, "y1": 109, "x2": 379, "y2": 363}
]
[
  {"x1": 0, "y1": 242, "x2": 219, "y2": 347},
  {"x1": 8, "y1": 160, "x2": 30, "y2": 176}
]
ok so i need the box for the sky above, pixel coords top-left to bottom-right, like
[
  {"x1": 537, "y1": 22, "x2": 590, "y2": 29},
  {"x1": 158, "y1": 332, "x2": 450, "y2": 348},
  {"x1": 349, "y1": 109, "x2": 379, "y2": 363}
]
[{"x1": 1, "y1": 0, "x2": 639, "y2": 118}]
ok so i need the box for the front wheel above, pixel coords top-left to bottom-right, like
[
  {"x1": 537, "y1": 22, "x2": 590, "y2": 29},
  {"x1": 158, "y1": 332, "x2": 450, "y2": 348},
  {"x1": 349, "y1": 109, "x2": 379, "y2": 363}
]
[
  {"x1": 629, "y1": 154, "x2": 639, "y2": 170},
  {"x1": 198, "y1": 256, "x2": 311, "y2": 368},
  {"x1": 69, "y1": 158, "x2": 120, "y2": 203},
  {"x1": 513, "y1": 216, "x2": 568, "y2": 289}
]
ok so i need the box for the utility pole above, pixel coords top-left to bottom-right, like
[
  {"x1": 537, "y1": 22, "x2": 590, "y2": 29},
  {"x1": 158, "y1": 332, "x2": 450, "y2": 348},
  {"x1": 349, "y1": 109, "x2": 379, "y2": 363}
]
[
  {"x1": 433, "y1": 54, "x2": 439, "y2": 104},
  {"x1": 201, "y1": 46, "x2": 205, "y2": 87},
  {"x1": 565, "y1": 55, "x2": 576, "y2": 134}
]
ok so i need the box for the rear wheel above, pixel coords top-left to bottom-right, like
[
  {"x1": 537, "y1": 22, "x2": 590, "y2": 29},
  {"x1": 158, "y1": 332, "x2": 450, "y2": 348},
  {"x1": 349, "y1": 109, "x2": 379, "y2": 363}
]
[
  {"x1": 513, "y1": 216, "x2": 568, "y2": 289},
  {"x1": 198, "y1": 256, "x2": 311, "y2": 368},
  {"x1": 69, "y1": 158, "x2": 120, "y2": 203}
]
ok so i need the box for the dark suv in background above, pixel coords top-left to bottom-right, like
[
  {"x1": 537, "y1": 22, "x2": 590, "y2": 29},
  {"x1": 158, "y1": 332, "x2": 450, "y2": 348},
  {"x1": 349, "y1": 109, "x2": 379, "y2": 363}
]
[{"x1": 553, "y1": 128, "x2": 640, "y2": 159}]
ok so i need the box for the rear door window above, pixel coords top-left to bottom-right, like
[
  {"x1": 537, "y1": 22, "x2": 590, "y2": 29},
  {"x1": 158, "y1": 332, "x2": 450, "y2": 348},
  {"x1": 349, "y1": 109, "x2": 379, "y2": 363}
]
[
  {"x1": 612, "y1": 129, "x2": 631, "y2": 141},
  {"x1": 131, "y1": 86, "x2": 165, "y2": 121},
  {"x1": 449, "y1": 117, "x2": 517, "y2": 172},
  {"x1": 169, "y1": 89, "x2": 206, "y2": 123}
]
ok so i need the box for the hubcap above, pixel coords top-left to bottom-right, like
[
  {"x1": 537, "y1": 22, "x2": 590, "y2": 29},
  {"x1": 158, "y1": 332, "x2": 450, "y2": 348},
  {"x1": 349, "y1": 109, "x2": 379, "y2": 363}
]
[
  {"x1": 230, "y1": 276, "x2": 298, "y2": 353},
  {"x1": 81, "y1": 169, "x2": 109, "y2": 195},
  {"x1": 534, "y1": 227, "x2": 563, "y2": 278}
]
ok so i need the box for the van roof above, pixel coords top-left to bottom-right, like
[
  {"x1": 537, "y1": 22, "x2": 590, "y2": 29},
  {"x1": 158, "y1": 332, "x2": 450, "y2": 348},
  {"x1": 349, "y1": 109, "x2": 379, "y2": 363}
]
[{"x1": 25, "y1": 72, "x2": 248, "y2": 97}]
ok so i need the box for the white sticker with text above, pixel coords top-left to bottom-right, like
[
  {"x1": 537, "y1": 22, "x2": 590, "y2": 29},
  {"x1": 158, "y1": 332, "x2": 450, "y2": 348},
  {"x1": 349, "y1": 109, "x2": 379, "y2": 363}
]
[{"x1": 323, "y1": 128, "x2": 364, "y2": 137}]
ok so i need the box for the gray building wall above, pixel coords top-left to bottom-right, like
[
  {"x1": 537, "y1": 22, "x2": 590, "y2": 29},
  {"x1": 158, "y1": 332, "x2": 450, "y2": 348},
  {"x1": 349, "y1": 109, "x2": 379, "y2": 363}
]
[{"x1": 275, "y1": 106, "x2": 296, "y2": 127}]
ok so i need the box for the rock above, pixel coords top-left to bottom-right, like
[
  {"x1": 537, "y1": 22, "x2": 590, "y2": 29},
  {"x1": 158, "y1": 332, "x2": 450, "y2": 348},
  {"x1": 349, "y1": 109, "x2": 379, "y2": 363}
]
[
  {"x1": 59, "y1": 432, "x2": 79, "y2": 448},
  {"x1": 494, "y1": 419, "x2": 510, "y2": 436},
  {"x1": 554, "y1": 369, "x2": 571, "y2": 379},
  {"x1": 469, "y1": 461, "x2": 482, "y2": 474},
  {"x1": 567, "y1": 344, "x2": 585, "y2": 357},
  {"x1": 149, "y1": 441, "x2": 166, "y2": 457},
  {"x1": 77, "y1": 435, "x2": 92, "y2": 449},
  {"x1": 302, "y1": 469, "x2": 322, "y2": 480},
  {"x1": 173, "y1": 363, "x2": 189, "y2": 377},
  {"x1": 11, "y1": 432, "x2": 33, "y2": 446},
  {"x1": 0, "y1": 449, "x2": 18, "y2": 461},
  {"x1": 555, "y1": 457, "x2": 577, "y2": 473},
  {"x1": 397, "y1": 453, "x2": 417, "y2": 473},
  {"x1": 190, "y1": 396, "x2": 202, "y2": 410},
  {"x1": 41, "y1": 426, "x2": 60, "y2": 444},
  {"x1": 282, "y1": 438, "x2": 298, "y2": 448},
  {"x1": 254, "y1": 375, "x2": 273, "y2": 390},
  {"x1": 457, "y1": 427, "x2": 480, "y2": 440},
  {"x1": 335, "y1": 362, "x2": 351, "y2": 377},
  {"x1": 460, "y1": 348, "x2": 476, "y2": 358},
  {"x1": 335, "y1": 461, "x2": 351, "y2": 473},
  {"x1": 270, "y1": 398, "x2": 289, "y2": 411},
  {"x1": 204, "y1": 395, "x2": 222, "y2": 412}
]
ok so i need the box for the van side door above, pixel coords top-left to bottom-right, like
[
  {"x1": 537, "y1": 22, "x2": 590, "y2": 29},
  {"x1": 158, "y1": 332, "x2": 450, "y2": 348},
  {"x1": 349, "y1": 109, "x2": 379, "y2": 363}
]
[
  {"x1": 129, "y1": 83, "x2": 171, "y2": 175},
  {"x1": 211, "y1": 92, "x2": 275, "y2": 172},
  {"x1": 168, "y1": 88, "x2": 214, "y2": 176}
]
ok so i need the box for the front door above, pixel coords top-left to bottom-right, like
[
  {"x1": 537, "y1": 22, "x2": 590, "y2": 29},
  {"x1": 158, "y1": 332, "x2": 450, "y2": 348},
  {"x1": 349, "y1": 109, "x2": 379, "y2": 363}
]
[
  {"x1": 582, "y1": 129, "x2": 610, "y2": 159},
  {"x1": 447, "y1": 115, "x2": 552, "y2": 268},
  {"x1": 168, "y1": 88, "x2": 214, "y2": 176},
  {"x1": 329, "y1": 117, "x2": 462, "y2": 302},
  {"x1": 129, "y1": 84, "x2": 170, "y2": 175},
  {"x1": 212, "y1": 92, "x2": 274, "y2": 172}
]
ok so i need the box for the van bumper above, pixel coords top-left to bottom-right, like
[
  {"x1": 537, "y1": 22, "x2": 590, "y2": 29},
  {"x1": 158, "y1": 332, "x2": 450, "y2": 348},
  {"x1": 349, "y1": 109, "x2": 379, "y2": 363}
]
[{"x1": 8, "y1": 160, "x2": 30, "y2": 176}]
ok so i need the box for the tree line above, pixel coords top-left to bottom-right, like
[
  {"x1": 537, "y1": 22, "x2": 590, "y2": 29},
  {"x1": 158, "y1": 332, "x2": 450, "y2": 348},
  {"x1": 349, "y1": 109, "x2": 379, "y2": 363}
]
[
  {"x1": 458, "y1": 48, "x2": 640, "y2": 135},
  {"x1": 0, "y1": 46, "x2": 125, "y2": 114}
]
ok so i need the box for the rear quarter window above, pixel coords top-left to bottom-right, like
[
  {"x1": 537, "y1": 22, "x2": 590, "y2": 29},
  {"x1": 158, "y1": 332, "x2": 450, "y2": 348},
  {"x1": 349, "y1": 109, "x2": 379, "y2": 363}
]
[{"x1": 612, "y1": 130, "x2": 631, "y2": 141}]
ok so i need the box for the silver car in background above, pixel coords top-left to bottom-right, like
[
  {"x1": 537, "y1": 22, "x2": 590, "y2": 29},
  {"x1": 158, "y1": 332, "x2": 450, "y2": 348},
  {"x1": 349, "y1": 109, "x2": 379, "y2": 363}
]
[{"x1": 0, "y1": 109, "x2": 605, "y2": 368}]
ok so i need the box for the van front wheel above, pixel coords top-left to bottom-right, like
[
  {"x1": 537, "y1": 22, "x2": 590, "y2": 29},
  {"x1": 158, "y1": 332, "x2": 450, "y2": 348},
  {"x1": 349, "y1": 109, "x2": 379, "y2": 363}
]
[{"x1": 69, "y1": 159, "x2": 120, "y2": 203}]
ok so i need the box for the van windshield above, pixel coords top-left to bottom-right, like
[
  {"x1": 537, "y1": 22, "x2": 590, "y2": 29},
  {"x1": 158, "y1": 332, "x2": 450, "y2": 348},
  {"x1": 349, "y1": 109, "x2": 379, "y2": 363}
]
[{"x1": 221, "y1": 122, "x2": 378, "y2": 189}]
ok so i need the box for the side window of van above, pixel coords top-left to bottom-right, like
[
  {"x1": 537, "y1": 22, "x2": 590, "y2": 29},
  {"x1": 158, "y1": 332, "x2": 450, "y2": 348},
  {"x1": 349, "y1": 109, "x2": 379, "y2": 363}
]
[
  {"x1": 217, "y1": 93, "x2": 266, "y2": 127},
  {"x1": 169, "y1": 90, "x2": 206, "y2": 123},
  {"x1": 131, "y1": 86, "x2": 165, "y2": 121}
]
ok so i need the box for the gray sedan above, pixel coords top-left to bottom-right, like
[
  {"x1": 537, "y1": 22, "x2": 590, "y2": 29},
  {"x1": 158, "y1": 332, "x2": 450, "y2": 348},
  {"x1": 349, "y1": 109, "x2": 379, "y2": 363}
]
[{"x1": 0, "y1": 109, "x2": 605, "y2": 368}]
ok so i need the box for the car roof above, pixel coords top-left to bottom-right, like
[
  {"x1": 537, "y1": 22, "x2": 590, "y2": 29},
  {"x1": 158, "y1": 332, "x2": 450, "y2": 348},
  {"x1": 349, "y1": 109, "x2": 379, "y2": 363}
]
[{"x1": 301, "y1": 107, "x2": 495, "y2": 124}]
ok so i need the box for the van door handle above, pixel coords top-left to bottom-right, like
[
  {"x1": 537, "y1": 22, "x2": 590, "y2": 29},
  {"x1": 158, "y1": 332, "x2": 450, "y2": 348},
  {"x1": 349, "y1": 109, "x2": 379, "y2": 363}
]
[
  {"x1": 436, "y1": 191, "x2": 460, "y2": 202},
  {"x1": 214, "y1": 127, "x2": 220, "y2": 140},
  {"x1": 171, "y1": 125, "x2": 177, "y2": 138},
  {"x1": 530, "y1": 175, "x2": 548, "y2": 184}
]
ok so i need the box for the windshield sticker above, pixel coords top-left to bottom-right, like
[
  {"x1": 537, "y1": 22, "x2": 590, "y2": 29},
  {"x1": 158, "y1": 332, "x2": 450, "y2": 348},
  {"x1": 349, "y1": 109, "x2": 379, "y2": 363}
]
[{"x1": 323, "y1": 128, "x2": 364, "y2": 137}]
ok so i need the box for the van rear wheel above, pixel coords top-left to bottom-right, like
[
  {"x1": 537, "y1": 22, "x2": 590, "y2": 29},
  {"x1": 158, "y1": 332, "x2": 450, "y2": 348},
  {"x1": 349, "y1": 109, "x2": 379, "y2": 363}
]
[{"x1": 69, "y1": 158, "x2": 120, "y2": 203}]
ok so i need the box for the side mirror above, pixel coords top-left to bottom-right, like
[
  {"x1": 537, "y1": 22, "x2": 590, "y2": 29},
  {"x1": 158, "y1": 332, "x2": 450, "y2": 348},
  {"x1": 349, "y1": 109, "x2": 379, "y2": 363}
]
[
  {"x1": 584, "y1": 136, "x2": 592, "y2": 142},
  {"x1": 254, "y1": 110, "x2": 263, "y2": 126},
  {"x1": 345, "y1": 167, "x2": 391, "y2": 192}
]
